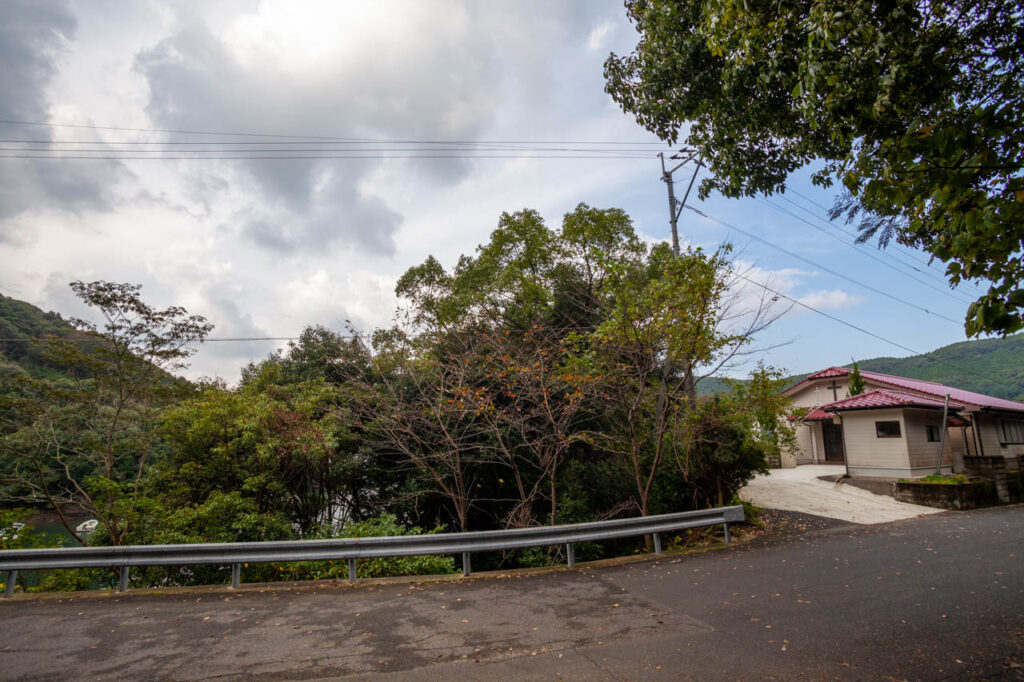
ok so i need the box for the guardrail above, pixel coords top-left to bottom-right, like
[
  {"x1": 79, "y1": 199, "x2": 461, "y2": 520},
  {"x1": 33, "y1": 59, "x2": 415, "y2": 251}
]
[{"x1": 1, "y1": 505, "x2": 743, "y2": 598}]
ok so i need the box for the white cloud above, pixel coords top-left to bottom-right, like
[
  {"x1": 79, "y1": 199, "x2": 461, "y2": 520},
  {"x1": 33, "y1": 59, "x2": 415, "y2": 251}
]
[
  {"x1": 797, "y1": 289, "x2": 865, "y2": 311},
  {"x1": 7, "y1": 0, "x2": 926, "y2": 385},
  {"x1": 586, "y1": 20, "x2": 615, "y2": 51}
]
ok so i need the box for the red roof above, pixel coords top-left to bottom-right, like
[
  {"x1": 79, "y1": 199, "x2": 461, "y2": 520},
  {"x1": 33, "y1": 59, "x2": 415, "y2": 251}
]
[
  {"x1": 786, "y1": 366, "x2": 1024, "y2": 414},
  {"x1": 804, "y1": 366, "x2": 851, "y2": 380},
  {"x1": 822, "y1": 389, "x2": 965, "y2": 412}
]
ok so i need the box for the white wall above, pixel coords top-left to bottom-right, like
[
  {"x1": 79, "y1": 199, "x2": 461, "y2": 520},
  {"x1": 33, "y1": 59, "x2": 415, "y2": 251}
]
[
  {"x1": 903, "y1": 409, "x2": 953, "y2": 470},
  {"x1": 841, "y1": 409, "x2": 912, "y2": 477}
]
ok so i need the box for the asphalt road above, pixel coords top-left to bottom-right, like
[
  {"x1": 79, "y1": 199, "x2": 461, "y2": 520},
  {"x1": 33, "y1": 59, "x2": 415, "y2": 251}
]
[{"x1": 1, "y1": 506, "x2": 1022, "y2": 681}]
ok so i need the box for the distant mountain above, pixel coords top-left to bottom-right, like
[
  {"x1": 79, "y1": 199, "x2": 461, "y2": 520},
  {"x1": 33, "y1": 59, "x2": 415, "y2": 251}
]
[
  {"x1": 696, "y1": 375, "x2": 737, "y2": 396},
  {"x1": 851, "y1": 334, "x2": 1024, "y2": 402},
  {"x1": 0, "y1": 294, "x2": 80, "y2": 385},
  {"x1": 698, "y1": 334, "x2": 1024, "y2": 401}
]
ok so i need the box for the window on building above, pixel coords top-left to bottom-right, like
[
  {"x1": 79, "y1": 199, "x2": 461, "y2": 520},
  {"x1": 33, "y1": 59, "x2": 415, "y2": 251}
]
[
  {"x1": 925, "y1": 425, "x2": 942, "y2": 442},
  {"x1": 875, "y1": 421, "x2": 902, "y2": 438},
  {"x1": 999, "y1": 418, "x2": 1024, "y2": 444}
]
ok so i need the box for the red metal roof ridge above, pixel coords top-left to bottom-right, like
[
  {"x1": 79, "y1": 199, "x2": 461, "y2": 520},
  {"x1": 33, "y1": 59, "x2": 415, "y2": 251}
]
[
  {"x1": 857, "y1": 371, "x2": 1024, "y2": 412},
  {"x1": 821, "y1": 388, "x2": 965, "y2": 412},
  {"x1": 857, "y1": 368, "x2": 949, "y2": 388},
  {"x1": 784, "y1": 365, "x2": 1024, "y2": 413}
]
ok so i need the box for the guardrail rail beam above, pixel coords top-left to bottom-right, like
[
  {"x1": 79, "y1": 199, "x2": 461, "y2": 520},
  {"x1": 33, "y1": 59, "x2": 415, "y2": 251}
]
[{"x1": 0, "y1": 505, "x2": 744, "y2": 597}]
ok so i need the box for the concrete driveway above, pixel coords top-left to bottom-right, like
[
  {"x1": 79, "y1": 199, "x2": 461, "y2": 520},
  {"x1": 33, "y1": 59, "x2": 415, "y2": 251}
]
[{"x1": 740, "y1": 464, "x2": 943, "y2": 524}]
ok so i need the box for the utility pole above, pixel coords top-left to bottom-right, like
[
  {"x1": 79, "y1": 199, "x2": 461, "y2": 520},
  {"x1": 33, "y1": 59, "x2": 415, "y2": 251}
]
[
  {"x1": 656, "y1": 149, "x2": 704, "y2": 414},
  {"x1": 659, "y1": 149, "x2": 702, "y2": 255}
]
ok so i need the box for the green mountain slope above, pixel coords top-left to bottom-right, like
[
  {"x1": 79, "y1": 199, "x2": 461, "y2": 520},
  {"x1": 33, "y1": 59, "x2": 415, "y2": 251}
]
[
  {"x1": 854, "y1": 334, "x2": 1024, "y2": 402},
  {"x1": 699, "y1": 334, "x2": 1024, "y2": 401},
  {"x1": 0, "y1": 294, "x2": 79, "y2": 384}
]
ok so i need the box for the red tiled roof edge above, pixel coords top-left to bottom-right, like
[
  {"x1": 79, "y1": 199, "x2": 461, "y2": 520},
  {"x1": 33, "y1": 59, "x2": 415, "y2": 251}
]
[
  {"x1": 783, "y1": 366, "x2": 1024, "y2": 414},
  {"x1": 821, "y1": 388, "x2": 965, "y2": 412}
]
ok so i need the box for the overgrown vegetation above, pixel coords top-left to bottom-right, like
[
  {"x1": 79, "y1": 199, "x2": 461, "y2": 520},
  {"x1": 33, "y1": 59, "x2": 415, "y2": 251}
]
[
  {"x1": 903, "y1": 474, "x2": 969, "y2": 485},
  {"x1": 1, "y1": 205, "x2": 799, "y2": 591}
]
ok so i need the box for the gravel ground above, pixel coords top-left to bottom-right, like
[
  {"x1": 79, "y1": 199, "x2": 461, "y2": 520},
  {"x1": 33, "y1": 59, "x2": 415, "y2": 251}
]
[{"x1": 740, "y1": 464, "x2": 943, "y2": 524}]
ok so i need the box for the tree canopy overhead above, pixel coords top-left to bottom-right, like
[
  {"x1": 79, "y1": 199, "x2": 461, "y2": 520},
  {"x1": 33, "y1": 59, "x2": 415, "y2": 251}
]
[{"x1": 605, "y1": 0, "x2": 1024, "y2": 336}]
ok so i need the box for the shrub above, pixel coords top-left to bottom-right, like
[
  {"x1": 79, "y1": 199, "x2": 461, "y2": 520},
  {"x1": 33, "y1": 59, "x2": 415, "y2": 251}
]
[{"x1": 273, "y1": 514, "x2": 456, "y2": 580}]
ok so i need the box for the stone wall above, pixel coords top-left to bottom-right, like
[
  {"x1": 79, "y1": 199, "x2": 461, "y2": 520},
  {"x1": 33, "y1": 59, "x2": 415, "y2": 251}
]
[
  {"x1": 963, "y1": 456, "x2": 1024, "y2": 503},
  {"x1": 894, "y1": 480, "x2": 999, "y2": 510}
]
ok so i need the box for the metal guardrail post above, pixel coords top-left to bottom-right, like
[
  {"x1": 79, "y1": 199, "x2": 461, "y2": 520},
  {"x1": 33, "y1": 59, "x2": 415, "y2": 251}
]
[
  {"x1": 653, "y1": 533, "x2": 662, "y2": 555},
  {"x1": 348, "y1": 558, "x2": 357, "y2": 583},
  {"x1": 118, "y1": 566, "x2": 130, "y2": 593},
  {"x1": 723, "y1": 523, "x2": 731, "y2": 544},
  {"x1": 4, "y1": 570, "x2": 16, "y2": 598},
  {"x1": 566, "y1": 543, "x2": 575, "y2": 568},
  {"x1": 462, "y1": 552, "x2": 471, "y2": 577},
  {"x1": 231, "y1": 563, "x2": 241, "y2": 589}
]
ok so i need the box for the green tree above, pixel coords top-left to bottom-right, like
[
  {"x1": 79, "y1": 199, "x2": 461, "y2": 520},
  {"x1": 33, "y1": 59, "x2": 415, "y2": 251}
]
[
  {"x1": 0, "y1": 281, "x2": 212, "y2": 544},
  {"x1": 848, "y1": 362, "x2": 866, "y2": 396},
  {"x1": 387, "y1": 204, "x2": 646, "y2": 531},
  {"x1": 589, "y1": 243, "x2": 749, "y2": 517},
  {"x1": 157, "y1": 363, "x2": 375, "y2": 536},
  {"x1": 605, "y1": 0, "x2": 1024, "y2": 336}
]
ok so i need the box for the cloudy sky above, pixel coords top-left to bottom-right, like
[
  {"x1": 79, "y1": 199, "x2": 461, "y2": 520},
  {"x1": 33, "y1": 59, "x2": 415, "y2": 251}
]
[{"x1": 0, "y1": 0, "x2": 986, "y2": 382}]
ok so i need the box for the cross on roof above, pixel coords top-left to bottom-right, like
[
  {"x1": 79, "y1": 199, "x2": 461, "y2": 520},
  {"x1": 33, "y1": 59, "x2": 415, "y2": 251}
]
[{"x1": 826, "y1": 380, "x2": 841, "y2": 401}]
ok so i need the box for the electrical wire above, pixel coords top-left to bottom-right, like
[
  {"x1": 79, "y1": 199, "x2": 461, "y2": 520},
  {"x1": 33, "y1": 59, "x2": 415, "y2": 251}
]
[
  {"x1": 777, "y1": 191, "x2": 989, "y2": 297},
  {"x1": 683, "y1": 204, "x2": 964, "y2": 326},
  {"x1": 785, "y1": 187, "x2": 988, "y2": 293},
  {"x1": 726, "y1": 270, "x2": 1011, "y2": 388},
  {"x1": 676, "y1": 166, "x2": 980, "y2": 301},
  {"x1": 0, "y1": 154, "x2": 655, "y2": 161},
  {"x1": 756, "y1": 196, "x2": 977, "y2": 305},
  {"x1": 0, "y1": 118, "x2": 668, "y2": 146}
]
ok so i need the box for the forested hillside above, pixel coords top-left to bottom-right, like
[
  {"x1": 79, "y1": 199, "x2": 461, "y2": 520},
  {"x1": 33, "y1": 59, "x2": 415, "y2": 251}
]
[
  {"x1": 0, "y1": 294, "x2": 79, "y2": 384},
  {"x1": 768, "y1": 335, "x2": 1024, "y2": 401},
  {"x1": 697, "y1": 336, "x2": 1024, "y2": 400},
  {"x1": 855, "y1": 335, "x2": 1024, "y2": 401}
]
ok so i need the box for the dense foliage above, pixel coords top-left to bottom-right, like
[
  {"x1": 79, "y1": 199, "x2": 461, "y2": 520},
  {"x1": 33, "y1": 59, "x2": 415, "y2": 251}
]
[
  {"x1": 605, "y1": 0, "x2": 1024, "y2": 336},
  {"x1": 1, "y1": 205, "x2": 798, "y2": 590}
]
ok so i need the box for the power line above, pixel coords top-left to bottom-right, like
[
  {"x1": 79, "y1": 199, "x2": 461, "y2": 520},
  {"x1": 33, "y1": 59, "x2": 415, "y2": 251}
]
[
  {"x1": 0, "y1": 146, "x2": 656, "y2": 156},
  {"x1": 3, "y1": 140, "x2": 658, "y2": 147},
  {"x1": 0, "y1": 336, "x2": 300, "y2": 343},
  {"x1": 784, "y1": 188, "x2": 988, "y2": 295},
  {"x1": 726, "y1": 270, "x2": 1010, "y2": 388},
  {"x1": 777, "y1": 191, "x2": 989, "y2": 297},
  {"x1": 0, "y1": 118, "x2": 668, "y2": 146},
  {"x1": 0, "y1": 153, "x2": 655, "y2": 161},
  {"x1": 684, "y1": 205, "x2": 964, "y2": 326},
  {"x1": 675, "y1": 167, "x2": 975, "y2": 300},
  {"x1": 756, "y1": 196, "x2": 976, "y2": 305}
]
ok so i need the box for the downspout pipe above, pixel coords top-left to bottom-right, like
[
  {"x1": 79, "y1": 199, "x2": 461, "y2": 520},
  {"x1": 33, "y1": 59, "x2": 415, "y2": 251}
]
[
  {"x1": 971, "y1": 413, "x2": 986, "y2": 458},
  {"x1": 838, "y1": 414, "x2": 850, "y2": 478},
  {"x1": 935, "y1": 394, "x2": 950, "y2": 475}
]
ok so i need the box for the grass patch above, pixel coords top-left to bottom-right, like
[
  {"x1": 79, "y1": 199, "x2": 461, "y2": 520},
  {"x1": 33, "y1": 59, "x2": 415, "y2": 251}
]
[{"x1": 900, "y1": 474, "x2": 969, "y2": 485}]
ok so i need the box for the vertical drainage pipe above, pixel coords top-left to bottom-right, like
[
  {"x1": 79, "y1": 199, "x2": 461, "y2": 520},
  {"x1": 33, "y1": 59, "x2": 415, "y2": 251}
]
[{"x1": 936, "y1": 394, "x2": 950, "y2": 475}]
